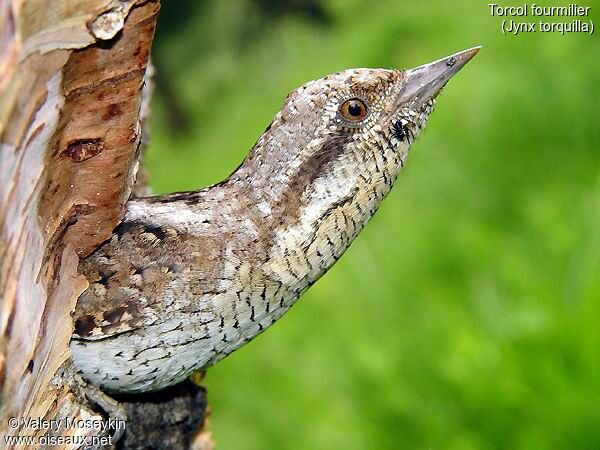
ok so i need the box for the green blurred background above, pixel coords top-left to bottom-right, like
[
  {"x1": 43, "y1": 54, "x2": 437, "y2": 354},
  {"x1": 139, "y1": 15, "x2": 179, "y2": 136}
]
[{"x1": 146, "y1": 1, "x2": 600, "y2": 449}]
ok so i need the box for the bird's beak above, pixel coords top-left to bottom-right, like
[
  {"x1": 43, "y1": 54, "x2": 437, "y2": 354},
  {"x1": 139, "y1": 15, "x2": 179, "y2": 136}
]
[{"x1": 397, "y1": 46, "x2": 481, "y2": 108}]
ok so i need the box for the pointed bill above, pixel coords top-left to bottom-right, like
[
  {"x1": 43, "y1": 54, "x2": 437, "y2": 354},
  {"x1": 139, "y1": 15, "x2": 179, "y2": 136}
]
[{"x1": 397, "y1": 46, "x2": 481, "y2": 107}]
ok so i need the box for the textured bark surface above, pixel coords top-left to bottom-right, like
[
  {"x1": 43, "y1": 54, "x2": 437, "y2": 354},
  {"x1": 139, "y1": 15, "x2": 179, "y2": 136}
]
[
  {"x1": 114, "y1": 380, "x2": 211, "y2": 450},
  {"x1": 0, "y1": 1, "x2": 208, "y2": 448}
]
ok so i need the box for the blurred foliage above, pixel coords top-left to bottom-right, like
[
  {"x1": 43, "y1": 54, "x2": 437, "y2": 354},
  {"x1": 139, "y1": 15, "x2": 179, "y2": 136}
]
[{"x1": 146, "y1": 0, "x2": 600, "y2": 449}]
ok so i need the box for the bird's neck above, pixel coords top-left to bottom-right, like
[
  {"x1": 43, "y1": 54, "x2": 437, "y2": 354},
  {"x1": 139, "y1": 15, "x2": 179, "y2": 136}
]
[{"x1": 219, "y1": 130, "x2": 406, "y2": 295}]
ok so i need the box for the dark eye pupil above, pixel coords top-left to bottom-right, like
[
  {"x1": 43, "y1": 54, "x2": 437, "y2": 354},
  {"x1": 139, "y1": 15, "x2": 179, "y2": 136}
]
[
  {"x1": 339, "y1": 98, "x2": 368, "y2": 123},
  {"x1": 348, "y1": 102, "x2": 362, "y2": 116}
]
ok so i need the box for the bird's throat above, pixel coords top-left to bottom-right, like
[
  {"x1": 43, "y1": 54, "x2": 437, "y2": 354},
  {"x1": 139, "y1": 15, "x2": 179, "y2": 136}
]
[{"x1": 226, "y1": 130, "x2": 407, "y2": 300}]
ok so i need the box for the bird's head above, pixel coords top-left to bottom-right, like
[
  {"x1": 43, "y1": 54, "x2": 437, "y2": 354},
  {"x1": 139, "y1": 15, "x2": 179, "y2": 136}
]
[{"x1": 232, "y1": 47, "x2": 479, "y2": 251}]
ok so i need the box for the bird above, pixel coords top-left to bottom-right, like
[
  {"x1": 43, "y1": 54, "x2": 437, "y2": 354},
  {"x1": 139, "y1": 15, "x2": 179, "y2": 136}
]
[{"x1": 70, "y1": 47, "x2": 480, "y2": 394}]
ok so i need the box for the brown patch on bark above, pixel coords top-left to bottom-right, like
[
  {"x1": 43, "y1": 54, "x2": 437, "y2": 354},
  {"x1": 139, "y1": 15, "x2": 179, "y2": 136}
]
[
  {"x1": 39, "y1": 1, "x2": 160, "y2": 257},
  {"x1": 101, "y1": 102, "x2": 123, "y2": 120},
  {"x1": 60, "y1": 138, "x2": 104, "y2": 162}
]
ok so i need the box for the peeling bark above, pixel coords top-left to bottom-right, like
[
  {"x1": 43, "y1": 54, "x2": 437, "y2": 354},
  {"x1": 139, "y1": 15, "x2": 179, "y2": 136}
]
[{"x1": 0, "y1": 1, "x2": 208, "y2": 448}]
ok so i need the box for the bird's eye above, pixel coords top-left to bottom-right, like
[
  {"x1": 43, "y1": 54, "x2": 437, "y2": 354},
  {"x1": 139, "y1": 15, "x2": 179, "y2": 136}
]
[{"x1": 339, "y1": 98, "x2": 368, "y2": 122}]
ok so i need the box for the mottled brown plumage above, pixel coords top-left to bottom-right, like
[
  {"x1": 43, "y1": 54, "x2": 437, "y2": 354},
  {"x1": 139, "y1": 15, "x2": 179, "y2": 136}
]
[{"x1": 71, "y1": 48, "x2": 479, "y2": 393}]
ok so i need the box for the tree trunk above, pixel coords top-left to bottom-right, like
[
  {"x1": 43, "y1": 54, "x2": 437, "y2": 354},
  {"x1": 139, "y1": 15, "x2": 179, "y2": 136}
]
[{"x1": 0, "y1": 1, "x2": 210, "y2": 448}]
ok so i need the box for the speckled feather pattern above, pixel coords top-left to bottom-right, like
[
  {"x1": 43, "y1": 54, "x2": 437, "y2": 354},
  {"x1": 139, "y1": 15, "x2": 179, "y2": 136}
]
[{"x1": 71, "y1": 68, "x2": 436, "y2": 393}]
